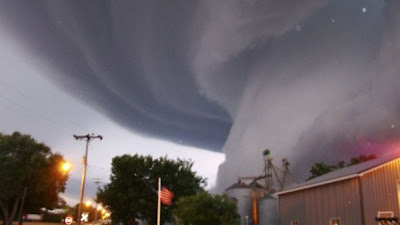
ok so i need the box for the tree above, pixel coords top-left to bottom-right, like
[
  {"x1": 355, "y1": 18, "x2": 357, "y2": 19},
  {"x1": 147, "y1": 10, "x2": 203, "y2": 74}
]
[
  {"x1": 174, "y1": 191, "x2": 240, "y2": 225},
  {"x1": 349, "y1": 154, "x2": 376, "y2": 166},
  {"x1": 97, "y1": 154, "x2": 206, "y2": 225},
  {"x1": 0, "y1": 132, "x2": 69, "y2": 225},
  {"x1": 308, "y1": 162, "x2": 337, "y2": 180},
  {"x1": 308, "y1": 154, "x2": 378, "y2": 180}
]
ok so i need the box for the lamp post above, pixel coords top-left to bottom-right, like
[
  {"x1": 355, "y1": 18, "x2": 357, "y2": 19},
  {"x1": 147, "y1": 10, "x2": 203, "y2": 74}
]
[
  {"x1": 60, "y1": 161, "x2": 72, "y2": 223},
  {"x1": 74, "y1": 134, "x2": 102, "y2": 225},
  {"x1": 93, "y1": 178, "x2": 102, "y2": 224},
  {"x1": 18, "y1": 160, "x2": 72, "y2": 225}
]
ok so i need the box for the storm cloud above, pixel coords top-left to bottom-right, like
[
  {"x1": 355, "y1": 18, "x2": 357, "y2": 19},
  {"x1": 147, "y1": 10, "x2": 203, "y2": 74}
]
[
  {"x1": 0, "y1": 1, "x2": 232, "y2": 150},
  {"x1": 1, "y1": 0, "x2": 400, "y2": 191}
]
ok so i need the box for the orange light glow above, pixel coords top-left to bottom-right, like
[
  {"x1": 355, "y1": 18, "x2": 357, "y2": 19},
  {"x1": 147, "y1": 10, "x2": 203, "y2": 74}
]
[
  {"x1": 61, "y1": 162, "x2": 72, "y2": 173},
  {"x1": 85, "y1": 200, "x2": 91, "y2": 207}
]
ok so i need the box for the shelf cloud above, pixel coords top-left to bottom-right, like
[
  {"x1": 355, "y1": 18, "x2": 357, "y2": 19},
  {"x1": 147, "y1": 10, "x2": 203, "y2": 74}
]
[{"x1": 1, "y1": 0, "x2": 399, "y2": 191}]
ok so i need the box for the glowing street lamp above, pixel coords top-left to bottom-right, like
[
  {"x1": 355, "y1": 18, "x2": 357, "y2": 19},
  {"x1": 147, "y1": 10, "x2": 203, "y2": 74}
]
[
  {"x1": 102, "y1": 211, "x2": 111, "y2": 220},
  {"x1": 85, "y1": 200, "x2": 92, "y2": 207},
  {"x1": 101, "y1": 209, "x2": 110, "y2": 220},
  {"x1": 20, "y1": 160, "x2": 72, "y2": 225},
  {"x1": 61, "y1": 161, "x2": 72, "y2": 173}
]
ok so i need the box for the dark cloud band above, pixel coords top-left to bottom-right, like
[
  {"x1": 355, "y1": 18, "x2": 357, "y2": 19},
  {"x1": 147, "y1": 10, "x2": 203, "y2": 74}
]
[{"x1": 0, "y1": 1, "x2": 232, "y2": 151}]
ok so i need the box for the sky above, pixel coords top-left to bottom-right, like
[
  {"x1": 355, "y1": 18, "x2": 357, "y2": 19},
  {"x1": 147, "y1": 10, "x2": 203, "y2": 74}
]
[
  {"x1": 0, "y1": 32, "x2": 225, "y2": 203},
  {"x1": 0, "y1": 24, "x2": 225, "y2": 204},
  {"x1": 1, "y1": 0, "x2": 400, "y2": 203}
]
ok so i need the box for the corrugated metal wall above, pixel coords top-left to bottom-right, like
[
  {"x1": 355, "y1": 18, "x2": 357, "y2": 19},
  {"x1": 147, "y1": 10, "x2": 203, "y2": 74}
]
[
  {"x1": 279, "y1": 190, "x2": 305, "y2": 224},
  {"x1": 258, "y1": 196, "x2": 278, "y2": 225},
  {"x1": 279, "y1": 179, "x2": 362, "y2": 225},
  {"x1": 360, "y1": 158, "x2": 400, "y2": 225}
]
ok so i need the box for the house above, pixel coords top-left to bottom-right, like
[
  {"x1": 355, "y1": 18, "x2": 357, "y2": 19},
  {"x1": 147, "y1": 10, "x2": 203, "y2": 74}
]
[{"x1": 276, "y1": 151, "x2": 400, "y2": 225}]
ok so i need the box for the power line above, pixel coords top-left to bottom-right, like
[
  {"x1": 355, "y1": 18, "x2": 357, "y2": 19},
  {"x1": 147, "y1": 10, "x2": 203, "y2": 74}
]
[{"x1": 94, "y1": 178, "x2": 103, "y2": 189}]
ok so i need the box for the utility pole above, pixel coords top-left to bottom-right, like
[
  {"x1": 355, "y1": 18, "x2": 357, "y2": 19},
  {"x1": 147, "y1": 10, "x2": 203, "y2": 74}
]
[
  {"x1": 93, "y1": 178, "x2": 102, "y2": 224},
  {"x1": 74, "y1": 134, "x2": 103, "y2": 225}
]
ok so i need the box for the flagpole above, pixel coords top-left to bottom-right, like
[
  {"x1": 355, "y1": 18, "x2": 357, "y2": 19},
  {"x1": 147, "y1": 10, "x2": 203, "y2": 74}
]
[{"x1": 157, "y1": 177, "x2": 161, "y2": 225}]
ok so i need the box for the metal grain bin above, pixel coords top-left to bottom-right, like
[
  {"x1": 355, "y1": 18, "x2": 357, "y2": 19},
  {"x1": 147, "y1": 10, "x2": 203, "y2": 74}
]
[
  {"x1": 258, "y1": 194, "x2": 278, "y2": 225},
  {"x1": 225, "y1": 181, "x2": 253, "y2": 225}
]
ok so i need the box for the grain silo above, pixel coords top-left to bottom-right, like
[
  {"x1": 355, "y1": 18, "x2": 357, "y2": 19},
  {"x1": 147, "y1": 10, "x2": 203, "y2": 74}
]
[
  {"x1": 225, "y1": 150, "x2": 292, "y2": 225},
  {"x1": 225, "y1": 181, "x2": 253, "y2": 225},
  {"x1": 258, "y1": 194, "x2": 278, "y2": 225}
]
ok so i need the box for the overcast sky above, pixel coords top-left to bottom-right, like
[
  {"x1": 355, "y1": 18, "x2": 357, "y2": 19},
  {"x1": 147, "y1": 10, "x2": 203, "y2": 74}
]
[
  {"x1": 0, "y1": 27, "x2": 225, "y2": 204},
  {"x1": 1, "y1": 0, "x2": 400, "y2": 203}
]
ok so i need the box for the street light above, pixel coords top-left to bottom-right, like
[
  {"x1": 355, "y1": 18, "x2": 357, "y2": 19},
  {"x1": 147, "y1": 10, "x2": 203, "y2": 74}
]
[
  {"x1": 19, "y1": 160, "x2": 72, "y2": 225},
  {"x1": 59, "y1": 161, "x2": 71, "y2": 223},
  {"x1": 61, "y1": 161, "x2": 72, "y2": 173},
  {"x1": 100, "y1": 209, "x2": 110, "y2": 220},
  {"x1": 85, "y1": 200, "x2": 92, "y2": 207},
  {"x1": 95, "y1": 204, "x2": 103, "y2": 223}
]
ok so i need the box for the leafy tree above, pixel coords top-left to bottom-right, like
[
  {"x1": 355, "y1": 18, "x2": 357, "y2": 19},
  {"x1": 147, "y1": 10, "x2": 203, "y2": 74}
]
[
  {"x1": 337, "y1": 160, "x2": 345, "y2": 169},
  {"x1": 97, "y1": 154, "x2": 206, "y2": 225},
  {"x1": 307, "y1": 162, "x2": 337, "y2": 180},
  {"x1": 0, "y1": 132, "x2": 69, "y2": 225},
  {"x1": 174, "y1": 192, "x2": 240, "y2": 225},
  {"x1": 308, "y1": 154, "x2": 378, "y2": 180},
  {"x1": 348, "y1": 154, "x2": 376, "y2": 166}
]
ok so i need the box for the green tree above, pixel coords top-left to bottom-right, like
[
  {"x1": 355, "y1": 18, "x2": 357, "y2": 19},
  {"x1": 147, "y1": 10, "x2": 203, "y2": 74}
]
[
  {"x1": 308, "y1": 154, "x2": 378, "y2": 180},
  {"x1": 307, "y1": 162, "x2": 337, "y2": 180},
  {"x1": 174, "y1": 192, "x2": 240, "y2": 225},
  {"x1": 97, "y1": 154, "x2": 206, "y2": 225},
  {"x1": 0, "y1": 132, "x2": 69, "y2": 225},
  {"x1": 348, "y1": 154, "x2": 376, "y2": 166},
  {"x1": 337, "y1": 160, "x2": 345, "y2": 169}
]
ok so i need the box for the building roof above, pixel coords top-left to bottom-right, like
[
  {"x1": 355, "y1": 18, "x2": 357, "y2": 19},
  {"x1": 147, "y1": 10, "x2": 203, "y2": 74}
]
[
  {"x1": 260, "y1": 193, "x2": 276, "y2": 200},
  {"x1": 249, "y1": 181, "x2": 265, "y2": 189},
  {"x1": 225, "y1": 181, "x2": 252, "y2": 190},
  {"x1": 277, "y1": 151, "x2": 400, "y2": 195}
]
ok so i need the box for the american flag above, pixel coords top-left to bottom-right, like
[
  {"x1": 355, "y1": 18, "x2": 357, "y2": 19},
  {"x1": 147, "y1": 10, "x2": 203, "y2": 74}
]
[{"x1": 160, "y1": 186, "x2": 174, "y2": 205}]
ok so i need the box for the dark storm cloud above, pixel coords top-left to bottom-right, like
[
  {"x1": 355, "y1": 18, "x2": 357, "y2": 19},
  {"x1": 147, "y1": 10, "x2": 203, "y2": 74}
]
[
  {"x1": 2, "y1": 0, "x2": 400, "y2": 191},
  {"x1": 0, "y1": 1, "x2": 231, "y2": 150},
  {"x1": 288, "y1": 0, "x2": 400, "y2": 178},
  {"x1": 214, "y1": 0, "x2": 400, "y2": 190}
]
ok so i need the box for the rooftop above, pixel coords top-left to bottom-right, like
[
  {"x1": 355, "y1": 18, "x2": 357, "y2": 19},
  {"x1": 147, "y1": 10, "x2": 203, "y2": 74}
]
[{"x1": 277, "y1": 150, "x2": 400, "y2": 195}]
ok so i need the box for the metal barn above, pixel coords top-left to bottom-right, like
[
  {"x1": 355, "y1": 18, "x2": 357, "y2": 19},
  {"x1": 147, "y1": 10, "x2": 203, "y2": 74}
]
[{"x1": 277, "y1": 152, "x2": 400, "y2": 225}]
